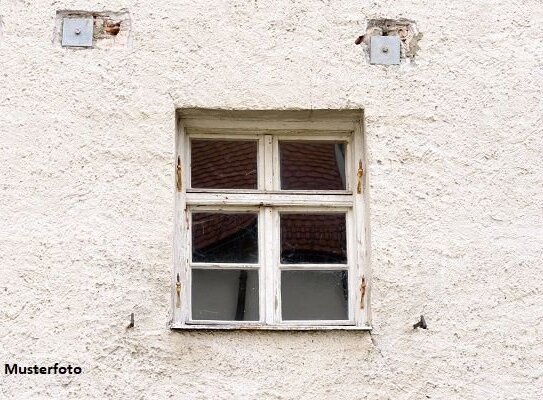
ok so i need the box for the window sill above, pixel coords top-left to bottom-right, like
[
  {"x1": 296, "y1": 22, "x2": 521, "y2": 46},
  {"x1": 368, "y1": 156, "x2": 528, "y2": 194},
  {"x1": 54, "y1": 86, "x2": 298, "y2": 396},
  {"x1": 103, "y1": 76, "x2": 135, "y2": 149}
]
[{"x1": 170, "y1": 324, "x2": 372, "y2": 331}]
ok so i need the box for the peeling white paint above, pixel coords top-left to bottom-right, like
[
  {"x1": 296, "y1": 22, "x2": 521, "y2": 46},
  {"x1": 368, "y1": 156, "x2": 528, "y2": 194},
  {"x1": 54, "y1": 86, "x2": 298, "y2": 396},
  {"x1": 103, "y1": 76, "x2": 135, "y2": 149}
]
[{"x1": 0, "y1": 1, "x2": 542, "y2": 399}]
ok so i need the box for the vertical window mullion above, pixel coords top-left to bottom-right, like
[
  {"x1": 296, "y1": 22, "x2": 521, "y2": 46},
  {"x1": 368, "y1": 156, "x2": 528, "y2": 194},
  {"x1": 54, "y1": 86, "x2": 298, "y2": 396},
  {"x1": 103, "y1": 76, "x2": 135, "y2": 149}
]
[
  {"x1": 263, "y1": 135, "x2": 275, "y2": 324},
  {"x1": 264, "y1": 134, "x2": 273, "y2": 191},
  {"x1": 258, "y1": 136, "x2": 266, "y2": 191},
  {"x1": 263, "y1": 206, "x2": 275, "y2": 325},
  {"x1": 272, "y1": 136, "x2": 280, "y2": 190}
]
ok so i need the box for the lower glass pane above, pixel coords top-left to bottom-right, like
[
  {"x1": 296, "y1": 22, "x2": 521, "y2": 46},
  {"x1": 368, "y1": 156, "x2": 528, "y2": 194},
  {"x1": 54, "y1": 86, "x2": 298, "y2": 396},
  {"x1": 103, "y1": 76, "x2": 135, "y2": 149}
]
[
  {"x1": 192, "y1": 212, "x2": 258, "y2": 263},
  {"x1": 281, "y1": 270, "x2": 348, "y2": 321},
  {"x1": 192, "y1": 269, "x2": 259, "y2": 321}
]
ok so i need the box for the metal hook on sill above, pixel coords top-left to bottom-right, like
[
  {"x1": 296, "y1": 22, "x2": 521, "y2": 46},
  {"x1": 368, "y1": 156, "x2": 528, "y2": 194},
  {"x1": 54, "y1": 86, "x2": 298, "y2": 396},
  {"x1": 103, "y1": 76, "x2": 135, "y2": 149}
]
[
  {"x1": 413, "y1": 315, "x2": 427, "y2": 330},
  {"x1": 127, "y1": 312, "x2": 135, "y2": 329}
]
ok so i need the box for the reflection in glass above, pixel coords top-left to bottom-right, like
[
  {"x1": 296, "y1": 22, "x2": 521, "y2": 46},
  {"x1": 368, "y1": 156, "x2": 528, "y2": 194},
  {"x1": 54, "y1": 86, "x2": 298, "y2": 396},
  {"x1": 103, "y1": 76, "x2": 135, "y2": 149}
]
[
  {"x1": 281, "y1": 270, "x2": 348, "y2": 320},
  {"x1": 191, "y1": 139, "x2": 258, "y2": 189},
  {"x1": 192, "y1": 213, "x2": 258, "y2": 263},
  {"x1": 280, "y1": 213, "x2": 347, "y2": 264},
  {"x1": 280, "y1": 141, "x2": 346, "y2": 190},
  {"x1": 192, "y1": 269, "x2": 259, "y2": 321}
]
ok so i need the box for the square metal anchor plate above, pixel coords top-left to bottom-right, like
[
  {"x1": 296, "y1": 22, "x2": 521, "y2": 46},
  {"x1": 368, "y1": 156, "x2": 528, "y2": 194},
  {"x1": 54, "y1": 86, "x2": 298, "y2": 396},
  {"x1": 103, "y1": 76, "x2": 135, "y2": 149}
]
[
  {"x1": 370, "y1": 36, "x2": 401, "y2": 65},
  {"x1": 62, "y1": 18, "x2": 93, "y2": 47}
]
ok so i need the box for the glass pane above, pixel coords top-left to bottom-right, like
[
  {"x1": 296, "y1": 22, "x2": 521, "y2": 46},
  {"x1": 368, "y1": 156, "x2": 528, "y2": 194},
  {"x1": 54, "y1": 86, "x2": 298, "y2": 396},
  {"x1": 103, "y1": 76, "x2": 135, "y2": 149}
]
[
  {"x1": 192, "y1": 269, "x2": 259, "y2": 321},
  {"x1": 281, "y1": 270, "x2": 348, "y2": 320},
  {"x1": 192, "y1": 213, "x2": 258, "y2": 263},
  {"x1": 280, "y1": 213, "x2": 347, "y2": 264},
  {"x1": 280, "y1": 141, "x2": 346, "y2": 190},
  {"x1": 191, "y1": 139, "x2": 258, "y2": 189}
]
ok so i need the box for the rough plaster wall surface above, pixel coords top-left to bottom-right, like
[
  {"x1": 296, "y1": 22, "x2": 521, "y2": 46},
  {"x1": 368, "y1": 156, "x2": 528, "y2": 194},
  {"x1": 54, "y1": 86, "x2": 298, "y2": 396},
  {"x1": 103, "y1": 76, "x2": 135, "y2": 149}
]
[{"x1": 0, "y1": 0, "x2": 542, "y2": 399}]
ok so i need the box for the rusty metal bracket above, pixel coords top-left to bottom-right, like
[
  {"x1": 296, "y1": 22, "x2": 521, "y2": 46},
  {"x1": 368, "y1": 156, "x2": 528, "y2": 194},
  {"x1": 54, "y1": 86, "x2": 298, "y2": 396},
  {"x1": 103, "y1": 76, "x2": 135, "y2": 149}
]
[
  {"x1": 360, "y1": 276, "x2": 366, "y2": 309},
  {"x1": 357, "y1": 161, "x2": 364, "y2": 194},
  {"x1": 175, "y1": 273, "x2": 182, "y2": 308},
  {"x1": 175, "y1": 156, "x2": 182, "y2": 192}
]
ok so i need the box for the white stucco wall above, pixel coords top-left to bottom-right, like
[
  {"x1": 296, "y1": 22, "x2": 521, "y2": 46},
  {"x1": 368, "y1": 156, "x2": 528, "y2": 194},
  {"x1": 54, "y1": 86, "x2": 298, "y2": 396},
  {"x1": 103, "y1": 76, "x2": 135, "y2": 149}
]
[{"x1": 1, "y1": 1, "x2": 542, "y2": 398}]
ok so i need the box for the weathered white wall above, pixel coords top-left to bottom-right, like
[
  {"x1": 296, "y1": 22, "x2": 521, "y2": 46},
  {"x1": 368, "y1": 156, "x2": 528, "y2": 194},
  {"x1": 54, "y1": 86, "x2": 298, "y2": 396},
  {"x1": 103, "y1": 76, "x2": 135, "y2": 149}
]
[{"x1": 1, "y1": 1, "x2": 542, "y2": 398}]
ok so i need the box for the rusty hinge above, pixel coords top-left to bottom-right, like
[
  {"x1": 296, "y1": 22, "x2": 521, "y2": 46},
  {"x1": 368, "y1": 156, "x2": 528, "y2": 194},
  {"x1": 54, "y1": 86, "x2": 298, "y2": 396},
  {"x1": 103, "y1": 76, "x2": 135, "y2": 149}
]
[
  {"x1": 175, "y1": 273, "x2": 181, "y2": 308},
  {"x1": 175, "y1": 156, "x2": 182, "y2": 192},
  {"x1": 357, "y1": 160, "x2": 364, "y2": 194},
  {"x1": 360, "y1": 276, "x2": 366, "y2": 309}
]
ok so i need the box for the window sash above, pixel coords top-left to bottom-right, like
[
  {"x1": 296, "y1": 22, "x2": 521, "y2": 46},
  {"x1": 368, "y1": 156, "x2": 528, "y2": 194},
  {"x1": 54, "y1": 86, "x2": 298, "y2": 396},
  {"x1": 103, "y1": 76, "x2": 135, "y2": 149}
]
[{"x1": 185, "y1": 206, "x2": 355, "y2": 325}]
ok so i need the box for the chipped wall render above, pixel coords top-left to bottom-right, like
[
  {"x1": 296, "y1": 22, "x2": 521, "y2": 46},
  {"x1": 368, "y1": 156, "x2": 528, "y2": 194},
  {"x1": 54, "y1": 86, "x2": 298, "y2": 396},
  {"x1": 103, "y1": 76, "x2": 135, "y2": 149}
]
[
  {"x1": 356, "y1": 18, "x2": 423, "y2": 62},
  {"x1": 54, "y1": 10, "x2": 132, "y2": 49}
]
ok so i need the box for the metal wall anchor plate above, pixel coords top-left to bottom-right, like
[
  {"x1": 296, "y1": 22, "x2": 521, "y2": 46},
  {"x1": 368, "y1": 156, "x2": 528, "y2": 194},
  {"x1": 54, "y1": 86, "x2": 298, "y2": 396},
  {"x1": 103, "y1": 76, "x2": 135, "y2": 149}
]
[
  {"x1": 62, "y1": 18, "x2": 93, "y2": 47},
  {"x1": 370, "y1": 36, "x2": 401, "y2": 65}
]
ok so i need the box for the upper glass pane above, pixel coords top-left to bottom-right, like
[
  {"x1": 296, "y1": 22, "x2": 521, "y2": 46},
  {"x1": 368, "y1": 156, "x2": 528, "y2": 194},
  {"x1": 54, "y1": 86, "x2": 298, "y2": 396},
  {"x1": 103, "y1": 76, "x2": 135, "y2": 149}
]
[
  {"x1": 191, "y1": 139, "x2": 258, "y2": 189},
  {"x1": 280, "y1": 141, "x2": 346, "y2": 190},
  {"x1": 280, "y1": 213, "x2": 347, "y2": 264},
  {"x1": 192, "y1": 213, "x2": 258, "y2": 263}
]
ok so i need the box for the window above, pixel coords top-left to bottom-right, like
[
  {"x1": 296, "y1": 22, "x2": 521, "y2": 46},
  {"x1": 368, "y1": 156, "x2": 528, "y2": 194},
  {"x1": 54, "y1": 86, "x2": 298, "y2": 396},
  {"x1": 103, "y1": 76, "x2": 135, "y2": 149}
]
[{"x1": 172, "y1": 109, "x2": 370, "y2": 330}]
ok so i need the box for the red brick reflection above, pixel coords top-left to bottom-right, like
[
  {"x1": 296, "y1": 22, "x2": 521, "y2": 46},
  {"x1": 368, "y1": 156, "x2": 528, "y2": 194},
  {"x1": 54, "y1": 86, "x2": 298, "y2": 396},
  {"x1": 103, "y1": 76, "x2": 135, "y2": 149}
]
[
  {"x1": 280, "y1": 142, "x2": 345, "y2": 190},
  {"x1": 191, "y1": 140, "x2": 257, "y2": 189},
  {"x1": 281, "y1": 213, "x2": 347, "y2": 264}
]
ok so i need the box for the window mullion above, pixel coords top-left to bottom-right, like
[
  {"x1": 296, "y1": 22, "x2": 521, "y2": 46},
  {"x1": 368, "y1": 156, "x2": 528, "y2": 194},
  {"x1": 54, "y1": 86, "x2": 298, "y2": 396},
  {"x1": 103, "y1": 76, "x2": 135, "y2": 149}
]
[
  {"x1": 264, "y1": 134, "x2": 273, "y2": 191},
  {"x1": 263, "y1": 206, "x2": 275, "y2": 325},
  {"x1": 186, "y1": 192, "x2": 354, "y2": 207},
  {"x1": 272, "y1": 135, "x2": 280, "y2": 190}
]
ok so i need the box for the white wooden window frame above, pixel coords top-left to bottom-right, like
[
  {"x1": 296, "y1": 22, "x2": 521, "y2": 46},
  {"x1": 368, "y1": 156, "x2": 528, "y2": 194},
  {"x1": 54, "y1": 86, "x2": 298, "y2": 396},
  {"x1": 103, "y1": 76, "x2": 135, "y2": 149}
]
[{"x1": 172, "y1": 109, "x2": 371, "y2": 330}]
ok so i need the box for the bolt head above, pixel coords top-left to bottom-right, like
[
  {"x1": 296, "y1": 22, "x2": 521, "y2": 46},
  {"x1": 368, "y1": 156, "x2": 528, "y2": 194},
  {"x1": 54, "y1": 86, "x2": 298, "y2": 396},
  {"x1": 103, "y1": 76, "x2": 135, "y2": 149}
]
[
  {"x1": 381, "y1": 46, "x2": 389, "y2": 53},
  {"x1": 74, "y1": 28, "x2": 81, "y2": 35}
]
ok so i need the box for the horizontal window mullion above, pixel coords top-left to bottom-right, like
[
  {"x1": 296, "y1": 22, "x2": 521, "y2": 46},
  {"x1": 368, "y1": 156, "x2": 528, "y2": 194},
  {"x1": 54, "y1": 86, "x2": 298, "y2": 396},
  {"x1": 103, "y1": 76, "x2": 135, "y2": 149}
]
[
  {"x1": 190, "y1": 263, "x2": 260, "y2": 269},
  {"x1": 186, "y1": 192, "x2": 354, "y2": 207},
  {"x1": 278, "y1": 264, "x2": 349, "y2": 270}
]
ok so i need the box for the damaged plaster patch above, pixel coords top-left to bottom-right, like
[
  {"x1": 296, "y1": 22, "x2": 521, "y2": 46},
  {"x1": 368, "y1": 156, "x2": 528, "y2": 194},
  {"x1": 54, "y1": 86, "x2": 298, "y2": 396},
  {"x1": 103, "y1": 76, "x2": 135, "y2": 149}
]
[
  {"x1": 54, "y1": 10, "x2": 131, "y2": 49},
  {"x1": 356, "y1": 18, "x2": 422, "y2": 62}
]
